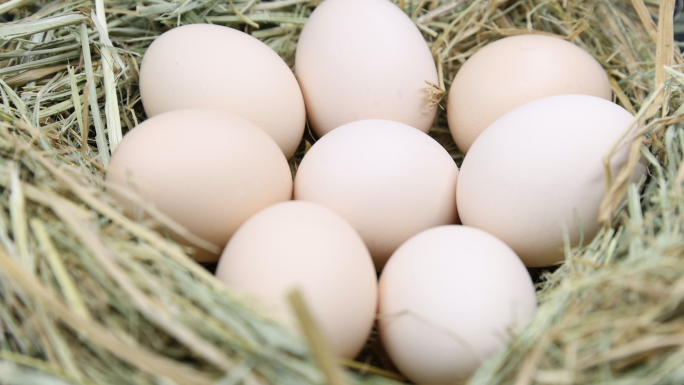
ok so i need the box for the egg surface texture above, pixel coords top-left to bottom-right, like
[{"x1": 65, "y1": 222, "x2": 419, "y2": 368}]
[
  {"x1": 295, "y1": 0, "x2": 438, "y2": 138},
  {"x1": 106, "y1": 109, "x2": 293, "y2": 262},
  {"x1": 378, "y1": 225, "x2": 537, "y2": 384},
  {"x1": 447, "y1": 34, "x2": 611, "y2": 153},
  {"x1": 457, "y1": 95, "x2": 641, "y2": 267},
  {"x1": 294, "y1": 119, "x2": 459, "y2": 270},
  {"x1": 139, "y1": 24, "x2": 305, "y2": 159},
  {"x1": 215, "y1": 201, "x2": 377, "y2": 359}
]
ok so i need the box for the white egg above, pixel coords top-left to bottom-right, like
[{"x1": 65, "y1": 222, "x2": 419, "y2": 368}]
[{"x1": 378, "y1": 225, "x2": 537, "y2": 384}]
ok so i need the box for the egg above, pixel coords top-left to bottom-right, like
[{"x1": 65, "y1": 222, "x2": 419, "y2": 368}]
[
  {"x1": 447, "y1": 34, "x2": 612, "y2": 153},
  {"x1": 378, "y1": 225, "x2": 537, "y2": 384},
  {"x1": 457, "y1": 95, "x2": 643, "y2": 267},
  {"x1": 139, "y1": 24, "x2": 306, "y2": 159},
  {"x1": 295, "y1": 0, "x2": 438, "y2": 138},
  {"x1": 294, "y1": 119, "x2": 459, "y2": 270},
  {"x1": 106, "y1": 109, "x2": 293, "y2": 262},
  {"x1": 215, "y1": 201, "x2": 377, "y2": 359}
]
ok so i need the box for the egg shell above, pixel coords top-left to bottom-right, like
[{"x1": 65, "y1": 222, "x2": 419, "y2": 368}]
[
  {"x1": 378, "y1": 225, "x2": 537, "y2": 384},
  {"x1": 457, "y1": 94, "x2": 643, "y2": 267},
  {"x1": 447, "y1": 34, "x2": 612, "y2": 153},
  {"x1": 215, "y1": 201, "x2": 377, "y2": 359},
  {"x1": 294, "y1": 119, "x2": 459, "y2": 270},
  {"x1": 294, "y1": 0, "x2": 438, "y2": 138},
  {"x1": 106, "y1": 109, "x2": 293, "y2": 262},
  {"x1": 139, "y1": 24, "x2": 306, "y2": 159}
]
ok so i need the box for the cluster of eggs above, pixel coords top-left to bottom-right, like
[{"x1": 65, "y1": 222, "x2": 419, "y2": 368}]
[{"x1": 105, "y1": 0, "x2": 644, "y2": 383}]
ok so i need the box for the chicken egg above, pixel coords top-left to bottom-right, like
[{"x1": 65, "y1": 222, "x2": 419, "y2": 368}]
[
  {"x1": 295, "y1": 0, "x2": 439, "y2": 137},
  {"x1": 106, "y1": 109, "x2": 293, "y2": 262},
  {"x1": 294, "y1": 119, "x2": 459, "y2": 270},
  {"x1": 457, "y1": 94, "x2": 644, "y2": 267},
  {"x1": 215, "y1": 201, "x2": 377, "y2": 359},
  {"x1": 447, "y1": 34, "x2": 612, "y2": 153},
  {"x1": 378, "y1": 225, "x2": 537, "y2": 384},
  {"x1": 139, "y1": 24, "x2": 306, "y2": 159}
]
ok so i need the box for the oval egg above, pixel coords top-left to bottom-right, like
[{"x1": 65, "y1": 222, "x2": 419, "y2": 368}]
[
  {"x1": 139, "y1": 24, "x2": 306, "y2": 159},
  {"x1": 447, "y1": 34, "x2": 612, "y2": 153},
  {"x1": 215, "y1": 201, "x2": 377, "y2": 359},
  {"x1": 294, "y1": 119, "x2": 459, "y2": 270},
  {"x1": 457, "y1": 94, "x2": 644, "y2": 267},
  {"x1": 295, "y1": 0, "x2": 438, "y2": 137},
  {"x1": 106, "y1": 109, "x2": 293, "y2": 262},
  {"x1": 379, "y1": 225, "x2": 537, "y2": 384}
]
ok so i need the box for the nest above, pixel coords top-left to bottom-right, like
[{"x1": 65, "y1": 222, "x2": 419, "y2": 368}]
[{"x1": 0, "y1": 0, "x2": 682, "y2": 384}]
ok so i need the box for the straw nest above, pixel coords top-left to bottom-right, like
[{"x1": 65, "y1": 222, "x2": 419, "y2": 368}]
[{"x1": 0, "y1": 0, "x2": 682, "y2": 384}]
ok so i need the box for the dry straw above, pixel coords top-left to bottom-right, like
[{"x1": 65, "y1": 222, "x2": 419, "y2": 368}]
[{"x1": 0, "y1": 0, "x2": 681, "y2": 384}]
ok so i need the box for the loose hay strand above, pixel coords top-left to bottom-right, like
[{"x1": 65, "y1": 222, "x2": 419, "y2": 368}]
[
  {"x1": 90, "y1": 6, "x2": 123, "y2": 153},
  {"x1": 29, "y1": 218, "x2": 91, "y2": 321},
  {"x1": 78, "y1": 22, "x2": 109, "y2": 167},
  {"x1": 288, "y1": 290, "x2": 349, "y2": 385},
  {"x1": 646, "y1": 0, "x2": 676, "y2": 117},
  {"x1": 0, "y1": 243, "x2": 216, "y2": 385}
]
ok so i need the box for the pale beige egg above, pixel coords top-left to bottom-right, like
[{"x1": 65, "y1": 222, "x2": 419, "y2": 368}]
[
  {"x1": 294, "y1": 119, "x2": 459, "y2": 270},
  {"x1": 447, "y1": 34, "x2": 612, "y2": 153},
  {"x1": 457, "y1": 95, "x2": 643, "y2": 267},
  {"x1": 295, "y1": 0, "x2": 438, "y2": 138},
  {"x1": 378, "y1": 225, "x2": 537, "y2": 384},
  {"x1": 215, "y1": 201, "x2": 377, "y2": 359},
  {"x1": 139, "y1": 24, "x2": 306, "y2": 159},
  {"x1": 106, "y1": 109, "x2": 293, "y2": 262}
]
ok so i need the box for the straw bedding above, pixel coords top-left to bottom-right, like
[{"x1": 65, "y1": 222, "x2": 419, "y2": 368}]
[{"x1": 0, "y1": 0, "x2": 682, "y2": 384}]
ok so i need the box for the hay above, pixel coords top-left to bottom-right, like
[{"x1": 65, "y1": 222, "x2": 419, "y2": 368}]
[{"x1": 0, "y1": 0, "x2": 681, "y2": 384}]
